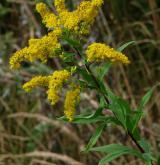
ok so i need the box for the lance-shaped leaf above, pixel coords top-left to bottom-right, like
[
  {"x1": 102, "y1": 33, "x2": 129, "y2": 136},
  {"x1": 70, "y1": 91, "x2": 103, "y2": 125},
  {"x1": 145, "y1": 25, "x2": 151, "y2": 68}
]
[
  {"x1": 83, "y1": 124, "x2": 105, "y2": 152},
  {"x1": 117, "y1": 41, "x2": 136, "y2": 52},
  {"x1": 89, "y1": 144, "x2": 143, "y2": 165}
]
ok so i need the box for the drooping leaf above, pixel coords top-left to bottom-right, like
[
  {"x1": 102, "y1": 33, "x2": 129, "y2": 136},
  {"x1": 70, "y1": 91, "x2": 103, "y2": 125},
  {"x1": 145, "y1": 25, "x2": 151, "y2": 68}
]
[
  {"x1": 89, "y1": 144, "x2": 143, "y2": 164},
  {"x1": 59, "y1": 112, "x2": 118, "y2": 125},
  {"x1": 117, "y1": 41, "x2": 136, "y2": 52},
  {"x1": 98, "y1": 151, "x2": 133, "y2": 165}
]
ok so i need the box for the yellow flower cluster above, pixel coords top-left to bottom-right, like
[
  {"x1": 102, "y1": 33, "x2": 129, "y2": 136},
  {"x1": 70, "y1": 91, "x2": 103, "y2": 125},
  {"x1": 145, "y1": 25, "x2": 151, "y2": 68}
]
[
  {"x1": 23, "y1": 76, "x2": 50, "y2": 92},
  {"x1": 55, "y1": 0, "x2": 104, "y2": 33},
  {"x1": 47, "y1": 70, "x2": 71, "y2": 105},
  {"x1": 36, "y1": 0, "x2": 103, "y2": 34},
  {"x1": 64, "y1": 86, "x2": 80, "y2": 121},
  {"x1": 10, "y1": 0, "x2": 104, "y2": 69},
  {"x1": 23, "y1": 70, "x2": 70, "y2": 105},
  {"x1": 36, "y1": 2, "x2": 58, "y2": 29},
  {"x1": 23, "y1": 70, "x2": 80, "y2": 121},
  {"x1": 86, "y1": 43, "x2": 130, "y2": 64},
  {"x1": 54, "y1": 0, "x2": 67, "y2": 14},
  {"x1": 9, "y1": 30, "x2": 61, "y2": 69}
]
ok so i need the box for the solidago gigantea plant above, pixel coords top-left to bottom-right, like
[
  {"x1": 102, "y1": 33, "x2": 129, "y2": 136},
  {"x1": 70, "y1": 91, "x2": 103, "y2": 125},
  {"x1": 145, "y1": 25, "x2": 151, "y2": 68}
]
[{"x1": 10, "y1": 0, "x2": 158, "y2": 164}]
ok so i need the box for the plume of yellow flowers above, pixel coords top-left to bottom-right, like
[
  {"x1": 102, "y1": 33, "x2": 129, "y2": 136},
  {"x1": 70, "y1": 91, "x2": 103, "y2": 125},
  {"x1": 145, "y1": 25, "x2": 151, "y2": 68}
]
[
  {"x1": 64, "y1": 86, "x2": 80, "y2": 122},
  {"x1": 54, "y1": 0, "x2": 67, "y2": 14},
  {"x1": 10, "y1": 0, "x2": 104, "y2": 69},
  {"x1": 55, "y1": 0, "x2": 104, "y2": 33},
  {"x1": 23, "y1": 70, "x2": 70, "y2": 106},
  {"x1": 35, "y1": 0, "x2": 104, "y2": 34},
  {"x1": 9, "y1": 30, "x2": 61, "y2": 69},
  {"x1": 36, "y1": 2, "x2": 58, "y2": 29},
  {"x1": 23, "y1": 76, "x2": 50, "y2": 92},
  {"x1": 86, "y1": 43, "x2": 130, "y2": 64},
  {"x1": 47, "y1": 70, "x2": 71, "y2": 105}
]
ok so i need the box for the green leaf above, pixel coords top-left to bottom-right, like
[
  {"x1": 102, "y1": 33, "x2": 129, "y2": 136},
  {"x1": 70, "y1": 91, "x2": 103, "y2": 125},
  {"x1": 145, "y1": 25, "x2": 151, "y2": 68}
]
[
  {"x1": 117, "y1": 41, "x2": 136, "y2": 52},
  {"x1": 142, "y1": 153, "x2": 155, "y2": 162},
  {"x1": 61, "y1": 52, "x2": 76, "y2": 62},
  {"x1": 97, "y1": 62, "x2": 112, "y2": 82},
  {"x1": 130, "y1": 87, "x2": 155, "y2": 133},
  {"x1": 89, "y1": 144, "x2": 143, "y2": 164},
  {"x1": 133, "y1": 84, "x2": 159, "y2": 131},
  {"x1": 59, "y1": 112, "x2": 118, "y2": 125},
  {"x1": 139, "y1": 139, "x2": 150, "y2": 153},
  {"x1": 62, "y1": 37, "x2": 82, "y2": 51},
  {"x1": 131, "y1": 110, "x2": 144, "y2": 133},
  {"x1": 105, "y1": 89, "x2": 132, "y2": 129},
  {"x1": 139, "y1": 88, "x2": 154, "y2": 110},
  {"x1": 84, "y1": 124, "x2": 105, "y2": 152},
  {"x1": 78, "y1": 68, "x2": 96, "y2": 88},
  {"x1": 109, "y1": 97, "x2": 130, "y2": 130},
  {"x1": 59, "y1": 115, "x2": 105, "y2": 124},
  {"x1": 45, "y1": 0, "x2": 53, "y2": 7},
  {"x1": 98, "y1": 151, "x2": 130, "y2": 165},
  {"x1": 77, "y1": 80, "x2": 96, "y2": 89}
]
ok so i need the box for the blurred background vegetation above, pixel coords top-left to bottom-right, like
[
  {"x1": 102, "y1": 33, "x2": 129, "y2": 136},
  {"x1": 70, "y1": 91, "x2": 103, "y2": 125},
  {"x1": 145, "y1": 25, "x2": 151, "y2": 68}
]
[{"x1": 0, "y1": 0, "x2": 160, "y2": 164}]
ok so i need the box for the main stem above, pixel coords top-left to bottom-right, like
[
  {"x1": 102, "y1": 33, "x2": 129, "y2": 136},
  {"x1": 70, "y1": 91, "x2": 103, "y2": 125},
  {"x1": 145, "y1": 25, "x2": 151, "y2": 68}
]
[{"x1": 74, "y1": 48, "x2": 153, "y2": 162}]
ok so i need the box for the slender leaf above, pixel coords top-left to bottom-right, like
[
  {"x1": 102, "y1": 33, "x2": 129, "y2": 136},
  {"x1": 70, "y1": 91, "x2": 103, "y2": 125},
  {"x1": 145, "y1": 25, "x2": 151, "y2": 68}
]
[
  {"x1": 109, "y1": 97, "x2": 130, "y2": 129},
  {"x1": 139, "y1": 87, "x2": 154, "y2": 110},
  {"x1": 97, "y1": 62, "x2": 112, "y2": 82},
  {"x1": 131, "y1": 87, "x2": 155, "y2": 133},
  {"x1": 89, "y1": 144, "x2": 143, "y2": 164},
  {"x1": 117, "y1": 41, "x2": 136, "y2": 52},
  {"x1": 84, "y1": 124, "x2": 105, "y2": 152},
  {"x1": 142, "y1": 153, "x2": 155, "y2": 162},
  {"x1": 131, "y1": 110, "x2": 144, "y2": 133},
  {"x1": 78, "y1": 68, "x2": 96, "y2": 88},
  {"x1": 59, "y1": 113, "x2": 118, "y2": 125},
  {"x1": 61, "y1": 52, "x2": 76, "y2": 62},
  {"x1": 139, "y1": 139, "x2": 150, "y2": 153},
  {"x1": 62, "y1": 37, "x2": 82, "y2": 51},
  {"x1": 98, "y1": 151, "x2": 131, "y2": 165}
]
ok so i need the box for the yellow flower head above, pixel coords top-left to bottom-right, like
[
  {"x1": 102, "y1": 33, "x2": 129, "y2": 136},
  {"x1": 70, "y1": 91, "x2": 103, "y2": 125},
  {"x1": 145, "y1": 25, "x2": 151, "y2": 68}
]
[
  {"x1": 54, "y1": 0, "x2": 67, "y2": 13},
  {"x1": 36, "y1": 2, "x2": 58, "y2": 28},
  {"x1": 55, "y1": 0, "x2": 104, "y2": 34},
  {"x1": 23, "y1": 76, "x2": 50, "y2": 92},
  {"x1": 47, "y1": 70, "x2": 70, "y2": 105},
  {"x1": 92, "y1": 0, "x2": 104, "y2": 7},
  {"x1": 9, "y1": 47, "x2": 29, "y2": 69},
  {"x1": 77, "y1": 0, "x2": 103, "y2": 23},
  {"x1": 9, "y1": 31, "x2": 61, "y2": 69},
  {"x1": 64, "y1": 86, "x2": 80, "y2": 122},
  {"x1": 86, "y1": 43, "x2": 131, "y2": 64}
]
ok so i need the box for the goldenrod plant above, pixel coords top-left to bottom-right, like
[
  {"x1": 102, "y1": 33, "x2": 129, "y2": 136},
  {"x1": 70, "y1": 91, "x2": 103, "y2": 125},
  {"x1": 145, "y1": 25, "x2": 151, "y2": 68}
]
[{"x1": 9, "y1": 0, "x2": 158, "y2": 164}]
